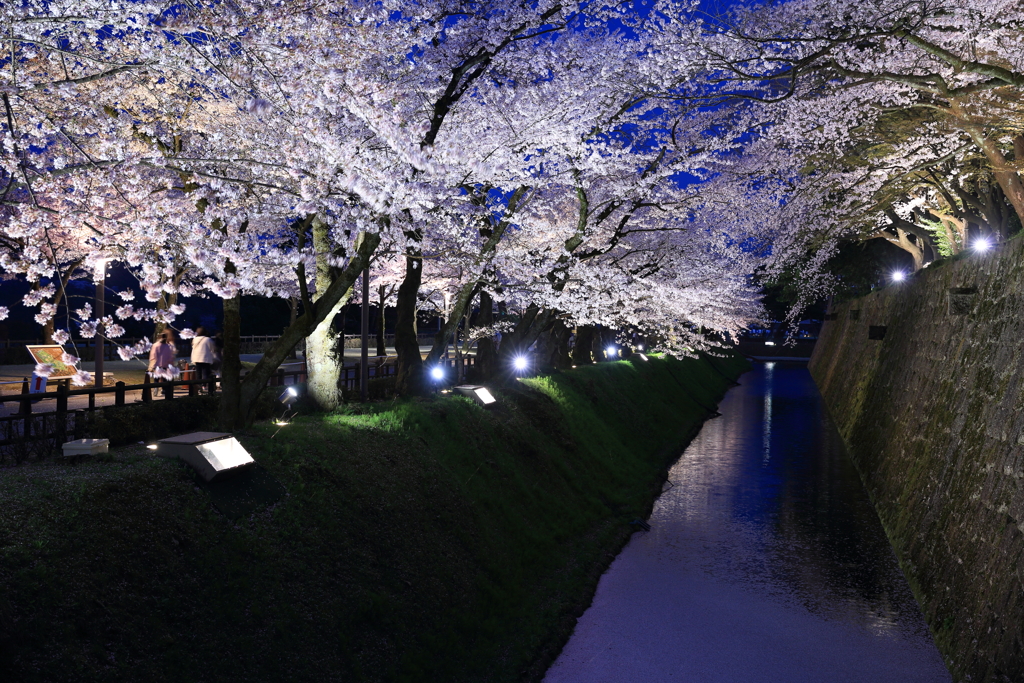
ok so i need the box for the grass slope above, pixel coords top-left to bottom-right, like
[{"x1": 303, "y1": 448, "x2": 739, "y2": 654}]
[{"x1": 0, "y1": 354, "x2": 747, "y2": 682}]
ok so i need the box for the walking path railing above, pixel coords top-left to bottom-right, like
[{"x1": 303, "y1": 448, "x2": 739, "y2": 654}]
[{"x1": 0, "y1": 355, "x2": 477, "y2": 461}]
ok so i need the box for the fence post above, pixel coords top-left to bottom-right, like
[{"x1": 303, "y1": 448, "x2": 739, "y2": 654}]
[
  {"x1": 74, "y1": 410, "x2": 85, "y2": 439},
  {"x1": 17, "y1": 378, "x2": 31, "y2": 416},
  {"x1": 88, "y1": 389, "x2": 96, "y2": 411},
  {"x1": 56, "y1": 383, "x2": 68, "y2": 444},
  {"x1": 142, "y1": 373, "x2": 152, "y2": 403},
  {"x1": 189, "y1": 380, "x2": 198, "y2": 397},
  {"x1": 115, "y1": 381, "x2": 125, "y2": 407}
]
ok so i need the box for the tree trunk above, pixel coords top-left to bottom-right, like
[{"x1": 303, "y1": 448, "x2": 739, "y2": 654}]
[
  {"x1": 306, "y1": 298, "x2": 347, "y2": 410},
  {"x1": 394, "y1": 254, "x2": 426, "y2": 396},
  {"x1": 218, "y1": 292, "x2": 242, "y2": 429},
  {"x1": 475, "y1": 290, "x2": 495, "y2": 380},
  {"x1": 572, "y1": 325, "x2": 595, "y2": 365},
  {"x1": 962, "y1": 124, "x2": 1024, "y2": 229},
  {"x1": 425, "y1": 280, "x2": 480, "y2": 366},
  {"x1": 305, "y1": 216, "x2": 349, "y2": 411},
  {"x1": 545, "y1": 319, "x2": 572, "y2": 369},
  {"x1": 219, "y1": 231, "x2": 380, "y2": 429},
  {"x1": 377, "y1": 285, "x2": 387, "y2": 357}
]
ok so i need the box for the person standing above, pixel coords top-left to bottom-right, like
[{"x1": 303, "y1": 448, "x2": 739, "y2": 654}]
[
  {"x1": 191, "y1": 327, "x2": 217, "y2": 388},
  {"x1": 148, "y1": 330, "x2": 177, "y2": 398}
]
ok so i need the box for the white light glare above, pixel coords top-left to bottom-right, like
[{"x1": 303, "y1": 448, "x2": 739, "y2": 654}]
[
  {"x1": 974, "y1": 237, "x2": 992, "y2": 252},
  {"x1": 765, "y1": 341, "x2": 776, "y2": 346},
  {"x1": 287, "y1": 387, "x2": 297, "y2": 397},
  {"x1": 431, "y1": 366, "x2": 444, "y2": 380},
  {"x1": 147, "y1": 444, "x2": 158, "y2": 450},
  {"x1": 474, "y1": 387, "x2": 497, "y2": 405},
  {"x1": 891, "y1": 270, "x2": 905, "y2": 282},
  {"x1": 606, "y1": 346, "x2": 617, "y2": 358},
  {"x1": 513, "y1": 356, "x2": 528, "y2": 371},
  {"x1": 637, "y1": 344, "x2": 644, "y2": 351},
  {"x1": 638, "y1": 353, "x2": 649, "y2": 361}
]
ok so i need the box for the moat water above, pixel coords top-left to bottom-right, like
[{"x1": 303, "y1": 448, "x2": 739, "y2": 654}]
[{"x1": 545, "y1": 362, "x2": 951, "y2": 683}]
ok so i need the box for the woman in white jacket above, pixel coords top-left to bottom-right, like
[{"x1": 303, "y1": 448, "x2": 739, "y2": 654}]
[{"x1": 191, "y1": 327, "x2": 218, "y2": 383}]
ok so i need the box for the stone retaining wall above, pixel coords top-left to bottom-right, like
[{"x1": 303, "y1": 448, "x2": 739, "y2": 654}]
[{"x1": 810, "y1": 239, "x2": 1024, "y2": 682}]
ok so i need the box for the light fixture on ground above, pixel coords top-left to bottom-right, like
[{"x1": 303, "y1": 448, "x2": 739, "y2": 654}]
[
  {"x1": 891, "y1": 270, "x2": 905, "y2": 283},
  {"x1": 454, "y1": 385, "x2": 497, "y2": 406},
  {"x1": 280, "y1": 386, "x2": 298, "y2": 405},
  {"x1": 63, "y1": 438, "x2": 109, "y2": 458},
  {"x1": 157, "y1": 432, "x2": 254, "y2": 482},
  {"x1": 974, "y1": 237, "x2": 992, "y2": 253},
  {"x1": 765, "y1": 341, "x2": 776, "y2": 346},
  {"x1": 637, "y1": 353, "x2": 649, "y2": 361},
  {"x1": 606, "y1": 345, "x2": 617, "y2": 359},
  {"x1": 513, "y1": 356, "x2": 528, "y2": 371},
  {"x1": 431, "y1": 366, "x2": 445, "y2": 381}
]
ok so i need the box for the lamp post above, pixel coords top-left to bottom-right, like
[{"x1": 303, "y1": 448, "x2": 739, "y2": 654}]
[{"x1": 94, "y1": 260, "x2": 106, "y2": 388}]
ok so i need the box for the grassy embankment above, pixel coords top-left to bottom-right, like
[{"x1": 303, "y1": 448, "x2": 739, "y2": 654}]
[{"x1": 0, "y1": 353, "x2": 748, "y2": 682}]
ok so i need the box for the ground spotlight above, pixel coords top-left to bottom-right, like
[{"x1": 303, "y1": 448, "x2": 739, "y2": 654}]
[
  {"x1": 891, "y1": 270, "x2": 905, "y2": 283},
  {"x1": 431, "y1": 366, "x2": 445, "y2": 381},
  {"x1": 637, "y1": 353, "x2": 649, "y2": 361},
  {"x1": 146, "y1": 444, "x2": 158, "y2": 451},
  {"x1": 606, "y1": 345, "x2": 617, "y2": 358},
  {"x1": 279, "y1": 386, "x2": 298, "y2": 406},
  {"x1": 513, "y1": 356, "x2": 528, "y2": 371},
  {"x1": 974, "y1": 237, "x2": 992, "y2": 253},
  {"x1": 454, "y1": 385, "x2": 497, "y2": 406}
]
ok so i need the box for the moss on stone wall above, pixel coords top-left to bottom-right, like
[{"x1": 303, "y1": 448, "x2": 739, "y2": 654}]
[{"x1": 810, "y1": 238, "x2": 1024, "y2": 683}]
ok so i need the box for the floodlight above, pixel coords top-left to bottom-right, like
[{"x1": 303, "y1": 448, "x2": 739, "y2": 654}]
[
  {"x1": 157, "y1": 432, "x2": 254, "y2": 482},
  {"x1": 454, "y1": 385, "x2": 497, "y2": 406},
  {"x1": 637, "y1": 353, "x2": 649, "y2": 361},
  {"x1": 891, "y1": 270, "x2": 905, "y2": 282},
  {"x1": 147, "y1": 444, "x2": 158, "y2": 450},
  {"x1": 279, "y1": 387, "x2": 298, "y2": 405},
  {"x1": 431, "y1": 366, "x2": 445, "y2": 381},
  {"x1": 513, "y1": 356, "x2": 528, "y2": 371},
  {"x1": 974, "y1": 237, "x2": 992, "y2": 252},
  {"x1": 606, "y1": 345, "x2": 616, "y2": 358},
  {"x1": 637, "y1": 344, "x2": 644, "y2": 351}
]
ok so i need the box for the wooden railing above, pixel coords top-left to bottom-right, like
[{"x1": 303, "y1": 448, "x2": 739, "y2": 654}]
[{"x1": 0, "y1": 355, "x2": 477, "y2": 462}]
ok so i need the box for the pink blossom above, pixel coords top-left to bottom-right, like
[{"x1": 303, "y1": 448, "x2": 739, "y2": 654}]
[
  {"x1": 33, "y1": 363, "x2": 54, "y2": 378},
  {"x1": 71, "y1": 370, "x2": 93, "y2": 386}
]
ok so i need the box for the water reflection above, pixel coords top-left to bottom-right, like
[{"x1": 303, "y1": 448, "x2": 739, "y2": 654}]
[{"x1": 545, "y1": 362, "x2": 950, "y2": 683}]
